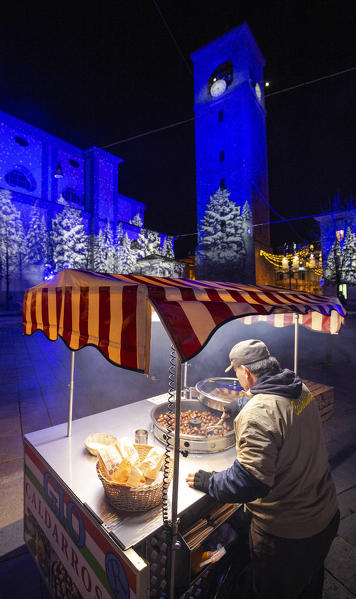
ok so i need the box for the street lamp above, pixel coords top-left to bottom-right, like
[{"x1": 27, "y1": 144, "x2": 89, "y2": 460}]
[{"x1": 334, "y1": 230, "x2": 345, "y2": 305}]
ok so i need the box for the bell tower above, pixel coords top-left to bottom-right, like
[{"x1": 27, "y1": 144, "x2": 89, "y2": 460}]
[{"x1": 191, "y1": 23, "x2": 270, "y2": 283}]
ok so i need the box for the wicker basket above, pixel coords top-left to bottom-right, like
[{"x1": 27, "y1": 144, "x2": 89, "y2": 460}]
[{"x1": 96, "y1": 444, "x2": 173, "y2": 512}]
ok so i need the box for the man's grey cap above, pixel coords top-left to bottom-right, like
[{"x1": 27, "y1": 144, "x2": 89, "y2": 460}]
[{"x1": 225, "y1": 339, "x2": 270, "y2": 372}]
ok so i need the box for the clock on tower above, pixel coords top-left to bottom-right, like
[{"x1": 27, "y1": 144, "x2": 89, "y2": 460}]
[{"x1": 191, "y1": 23, "x2": 270, "y2": 283}]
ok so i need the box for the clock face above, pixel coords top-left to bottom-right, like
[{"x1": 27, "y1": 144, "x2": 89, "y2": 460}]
[{"x1": 210, "y1": 79, "x2": 227, "y2": 98}]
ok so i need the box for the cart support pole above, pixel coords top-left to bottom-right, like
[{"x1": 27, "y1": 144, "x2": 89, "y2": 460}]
[
  {"x1": 67, "y1": 351, "x2": 75, "y2": 437},
  {"x1": 169, "y1": 358, "x2": 182, "y2": 599},
  {"x1": 183, "y1": 361, "x2": 188, "y2": 391},
  {"x1": 294, "y1": 313, "x2": 299, "y2": 375}
]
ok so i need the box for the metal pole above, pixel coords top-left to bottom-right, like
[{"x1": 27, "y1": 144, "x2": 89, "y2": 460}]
[
  {"x1": 169, "y1": 358, "x2": 182, "y2": 599},
  {"x1": 294, "y1": 314, "x2": 299, "y2": 375},
  {"x1": 182, "y1": 361, "x2": 190, "y2": 397},
  {"x1": 67, "y1": 351, "x2": 75, "y2": 437}
]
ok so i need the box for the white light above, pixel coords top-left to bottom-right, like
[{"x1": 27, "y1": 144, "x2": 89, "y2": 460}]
[
  {"x1": 265, "y1": 81, "x2": 270, "y2": 87},
  {"x1": 282, "y1": 256, "x2": 289, "y2": 269}
]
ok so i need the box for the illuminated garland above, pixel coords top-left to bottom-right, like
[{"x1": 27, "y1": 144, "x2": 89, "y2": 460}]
[{"x1": 260, "y1": 247, "x2": 322, "y2": 276}]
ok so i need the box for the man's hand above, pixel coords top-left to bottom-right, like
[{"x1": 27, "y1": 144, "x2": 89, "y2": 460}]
[
  {"x1": 186, "y1": 470, "x2": 212, "y2": 493},
  {"x1": 223, "y1": 398, "x2": 240, "y2": 421}
]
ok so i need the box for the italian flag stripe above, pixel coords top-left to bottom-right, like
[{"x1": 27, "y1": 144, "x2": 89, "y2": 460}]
[{"x1": 24, "y1": 440, "x2": 139, "y2": 593}]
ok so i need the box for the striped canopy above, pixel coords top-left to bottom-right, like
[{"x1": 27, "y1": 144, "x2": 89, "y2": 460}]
[{"x1": 23, "y1": 269, "x2": 345, "y2": 373}]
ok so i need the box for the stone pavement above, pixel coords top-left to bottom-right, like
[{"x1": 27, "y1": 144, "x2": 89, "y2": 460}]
[{"x1": 0, "y1": 313, "x2": 355, "y2": 598}]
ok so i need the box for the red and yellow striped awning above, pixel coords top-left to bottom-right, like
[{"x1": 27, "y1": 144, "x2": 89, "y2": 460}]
[{"x1": 23, "y1": 269, "x2": 345, "y2": 373}]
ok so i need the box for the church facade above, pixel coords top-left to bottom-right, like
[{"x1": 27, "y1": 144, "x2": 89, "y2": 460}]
[
  {"x1": 0, "y1": 109, "x2": 183, "y2": 300},
  {"x1": 0, "y1": 109, "x2": 146, "y2": 237}
]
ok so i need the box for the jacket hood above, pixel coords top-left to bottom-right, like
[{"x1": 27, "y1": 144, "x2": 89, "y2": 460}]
[{"x1": 250, "y1": 368, "x2": 302, "y2": 399}]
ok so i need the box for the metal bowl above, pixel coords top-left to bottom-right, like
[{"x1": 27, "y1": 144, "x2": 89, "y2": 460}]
[
  {"x1": 196, "y1": 377, "x2": 243, "y2": 412},
  {"x1": 151, "y1": 399, "x2": 235, "y2": 453}
]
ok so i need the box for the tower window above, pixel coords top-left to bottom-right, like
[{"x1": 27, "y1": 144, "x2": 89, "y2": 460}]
[
  {"x1": 69, "y1": 159, "x2": 80, "y2": 168},
  {"x1": 63, "y1": 188, "x2": 81, "y2": 204},
  {"x1": 220, "y1": 178, "x2": 226, "y2": 189},
  {"x1": 219, "y1": 150, "x2": 225, "y2": 162},
  {"x1": 130, "y1": 240, "x2": 140, "y2": 250},
  {"x1": 5, "y1": 168, "x2": 36, "y2": 191},
  {"x1": 218, "y1": 110, "x2": 223, "y2": 122}
]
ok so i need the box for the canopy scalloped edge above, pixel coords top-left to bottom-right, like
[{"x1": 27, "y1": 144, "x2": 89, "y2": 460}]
[{"x1": 22, "y1": 269, "x2": 346, "y2": 371}]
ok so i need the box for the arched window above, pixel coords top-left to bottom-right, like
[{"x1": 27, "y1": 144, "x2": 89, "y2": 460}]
[
  {"x1": 219, "y1": 150, "x2": 225, "y2": 162},
  {"x1": 14, "y1": 136, "x2": 29, "y2": 147},
  {"x1": 208, "y1": 61, "x2": 233, "y2": 95},
  {"x1": 130, "y1": 240, "x2": 140, "y2": 250},
  {"x1": 5, "y1": 167, "x2": 36, "y2": 191},
  {"x1": 63, "y1": 188, "x2": 81, "y2": 204},
  {"x1": 69, "y1": 159, "x2": 80, "y2": 168},
  {"x1": 218, "y1": 110, "x2": 223, "y2": 122}
]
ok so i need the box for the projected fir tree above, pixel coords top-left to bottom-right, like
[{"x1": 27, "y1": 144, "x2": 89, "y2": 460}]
[
  {"x1": 324, "y1": 240, "x2": 343, "y2": 284},
  {"x1": 93, "y1": 222, "x2": 116, "y2": 272},
  {"x1": 121, "y1": 233, "x2": 137, "y2": 273},
  {"x1": 51, "y1": 206, "x2": 87, "y2": 270},
  {"x1": 162, "y1": 236, "x2": 174, "y2": 258},
  {"x1": 27, "y1": 203, "x2": 48, "y2": 264},
  {"x1": 15, "y1": 213, "x2": 27, "y2": 281},
  {"x1": 242, "y1": 201, "x2": 252, "y2": 233},
  {"x1": 93, "y1": 230, "x2": 107, "y2": 272},
  {"x1": 114, "y1": 222, "x2": 125, "y2": 272},
  {"x1": 197, "y1": 187, "x2": 247, "y2": 279},
  {"x1": 341, "y1": 227, "x2": 356, "y2": 284},
  {"x1": 129, "y1": 213, "x2": 143, "y2": 227},
  {"x1": 0, "y1": 189, "x2": 23, "y2": 301},
  {"x1": 137, "y1": 228, "x2": 161, "y2": 258}
]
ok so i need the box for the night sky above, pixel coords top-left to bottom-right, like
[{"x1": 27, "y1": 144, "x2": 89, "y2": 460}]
[{"x1": 0, "y1": 1, "x2": 355, "y2": 256}]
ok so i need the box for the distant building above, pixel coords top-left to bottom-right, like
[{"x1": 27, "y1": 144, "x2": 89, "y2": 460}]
[
  {"x1": 191, "y1": 23, "x2": 270, "y2": 283},
  {"x1": 315, "y1": 195, "x2": 356, "y2": 304}
]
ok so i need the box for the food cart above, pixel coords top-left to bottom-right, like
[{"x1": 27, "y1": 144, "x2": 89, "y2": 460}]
[{"x1": 22, "y1": 269, "x2": 345, "y2": 598}]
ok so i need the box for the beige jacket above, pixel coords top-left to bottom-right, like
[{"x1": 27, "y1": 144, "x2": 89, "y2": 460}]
[{"x1": 234, "y1": 384, "x2": 338, "y2": 538}]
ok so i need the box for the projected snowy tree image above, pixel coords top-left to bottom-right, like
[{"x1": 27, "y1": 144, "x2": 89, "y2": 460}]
[
  {"x1": 0, "y1": 190, "x2": 24, "y2": 301},
  {"x1": 51, "y1": 205, "x2": 88, "y2": 270},
  {"x1": 196, "y1": 186, "x2": 251, "y2": 280},
  {"x1": 341, "y1": 227, "x2": 356, "y2": 282},
  {"x1": 137, "y1": 228, "x2": 161, "y2": 258},
  {"x1": 129, "y1": 213, "x2": 143, "y2": 227},
  {"x1": 324, "y1": 226, "x2": 356, "y2": 285},
  {"x1": 122, "y1": 233, "x2": 138, "y2": 273},
  {"x1": 162, "y1": 236, "x2": 174, "y2": 258},
  {"x1": 94, "y1": 220, "x2": 116, "y2": 272},
  {"x1": 0, "y1": 188, "x2": 182, "y2": 304},
  {"x1": 27, "y1": 203, "x2": 48, "y2": 265}
]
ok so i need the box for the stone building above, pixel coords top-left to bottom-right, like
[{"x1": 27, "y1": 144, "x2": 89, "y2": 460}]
[
  {"x1": 191, "y1": 23, "x2": 270, "y2": 283},
  {"x1": 0, "y1": 109, "x2": 185, "y2": 301}
]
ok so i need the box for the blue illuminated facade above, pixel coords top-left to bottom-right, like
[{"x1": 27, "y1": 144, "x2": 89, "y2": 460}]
[
  {"x1": 0, "y1": 109, "x2": 145, "y2": 237},
  {"x1": 191, "y1": 23, "x2": 270, "y2": 283}
]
